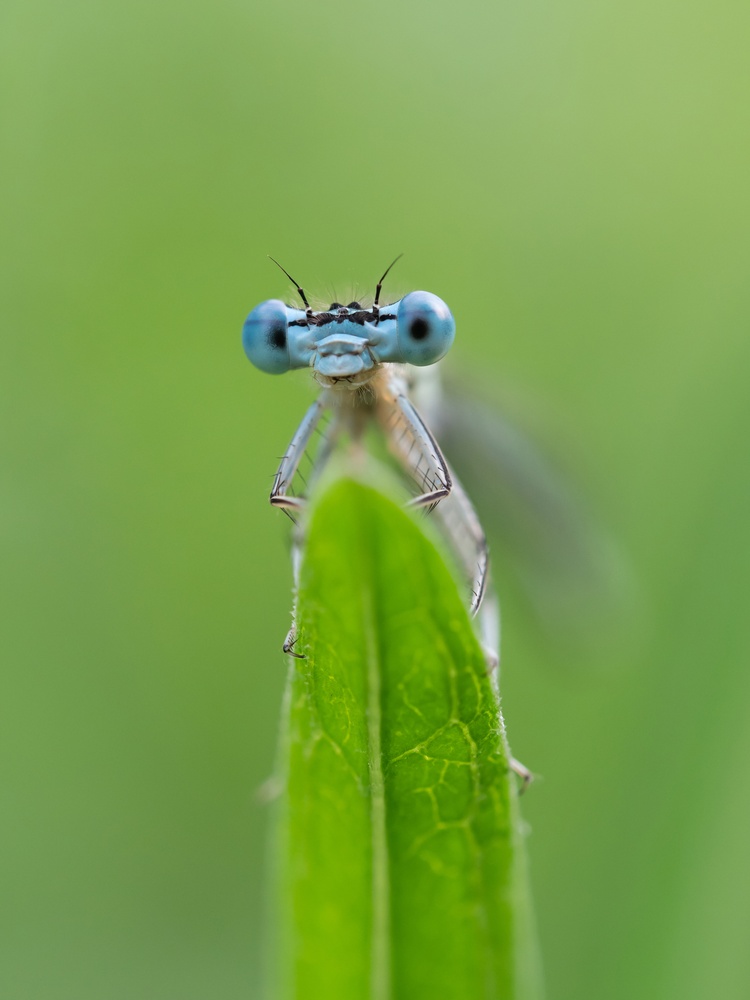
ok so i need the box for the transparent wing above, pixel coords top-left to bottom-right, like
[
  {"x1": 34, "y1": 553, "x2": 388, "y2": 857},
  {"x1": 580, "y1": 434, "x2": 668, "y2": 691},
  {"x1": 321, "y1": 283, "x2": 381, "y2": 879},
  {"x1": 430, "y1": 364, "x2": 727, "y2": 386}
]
[
  {"x1": 270, "y1": 401, "x2": 337, "y2": 520},
  {"x1": 376, "y1": 378, "x2": 451, "y2": 510},
  {"x1": 412, "y1": 366, "x2": 631, "y2": 657},
  {"x1": 375, "y1": 367, "x2": 489, "y2": 618}
]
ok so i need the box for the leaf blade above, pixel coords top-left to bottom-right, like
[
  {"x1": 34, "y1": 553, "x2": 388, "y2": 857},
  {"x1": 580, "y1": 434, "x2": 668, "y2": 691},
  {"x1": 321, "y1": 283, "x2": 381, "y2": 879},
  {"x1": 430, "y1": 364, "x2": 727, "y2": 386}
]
[{"x1": 275, "y1": 476, "x2": 542, "y2": 1000}]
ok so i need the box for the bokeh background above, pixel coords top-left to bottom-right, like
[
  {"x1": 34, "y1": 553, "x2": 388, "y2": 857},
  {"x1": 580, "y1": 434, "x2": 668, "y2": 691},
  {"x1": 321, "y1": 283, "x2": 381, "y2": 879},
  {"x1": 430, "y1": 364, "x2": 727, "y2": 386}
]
[{"x1": 3, "y1": 1, "x2": 749, "y2": 997}]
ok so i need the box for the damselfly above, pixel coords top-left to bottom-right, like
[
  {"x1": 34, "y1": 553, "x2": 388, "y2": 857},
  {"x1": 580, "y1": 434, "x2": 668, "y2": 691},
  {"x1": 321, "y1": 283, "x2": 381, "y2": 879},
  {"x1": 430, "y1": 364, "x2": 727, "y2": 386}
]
[
  {"x1": 243, "y1": 258, "x2": 567, "y2": 785},
  {"x1": 242, "y1": 255, "x2": 506, "y2": 656}
]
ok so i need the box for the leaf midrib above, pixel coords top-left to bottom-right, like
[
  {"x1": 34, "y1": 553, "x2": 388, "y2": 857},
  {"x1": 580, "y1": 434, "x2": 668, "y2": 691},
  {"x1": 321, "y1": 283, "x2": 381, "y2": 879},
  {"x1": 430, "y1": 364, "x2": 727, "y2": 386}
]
[{"x1": 363, "y1": 547, "x2": 391, "y2": 1000}]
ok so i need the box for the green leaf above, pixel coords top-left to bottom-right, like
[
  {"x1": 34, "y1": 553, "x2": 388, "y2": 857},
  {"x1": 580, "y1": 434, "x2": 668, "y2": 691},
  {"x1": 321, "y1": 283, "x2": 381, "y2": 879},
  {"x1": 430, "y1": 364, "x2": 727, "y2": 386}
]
[{"x1": 271, "y1": 476, "x2": 543, "y2": 1000}]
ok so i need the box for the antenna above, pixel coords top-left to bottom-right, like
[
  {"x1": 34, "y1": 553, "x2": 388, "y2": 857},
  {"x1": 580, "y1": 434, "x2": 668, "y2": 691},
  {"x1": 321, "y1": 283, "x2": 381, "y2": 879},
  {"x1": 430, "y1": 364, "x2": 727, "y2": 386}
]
[
  {"x1": 373, "y1": 253, "x2": 404, "y2": 314},
  {"x1": 268, "y1": 256, "x2": 312, "y2": 314}
]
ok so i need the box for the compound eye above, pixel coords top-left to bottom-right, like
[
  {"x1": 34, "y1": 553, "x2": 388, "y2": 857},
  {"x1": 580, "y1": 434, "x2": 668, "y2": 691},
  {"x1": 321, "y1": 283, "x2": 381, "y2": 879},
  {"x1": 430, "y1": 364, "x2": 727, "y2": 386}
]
[
  {"x1": 242, "y1": 299, "x2": 291, "y2": 374},
  {"x1": 396, "y1": 291, "x2": 456, "y2": 366}
]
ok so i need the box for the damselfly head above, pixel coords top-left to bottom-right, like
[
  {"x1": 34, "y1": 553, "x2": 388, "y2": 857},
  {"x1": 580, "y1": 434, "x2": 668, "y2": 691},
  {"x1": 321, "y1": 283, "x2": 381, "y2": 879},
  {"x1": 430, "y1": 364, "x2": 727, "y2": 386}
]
[{"x1": 242, "y1": 261, "x2": 456, "y2": 383}]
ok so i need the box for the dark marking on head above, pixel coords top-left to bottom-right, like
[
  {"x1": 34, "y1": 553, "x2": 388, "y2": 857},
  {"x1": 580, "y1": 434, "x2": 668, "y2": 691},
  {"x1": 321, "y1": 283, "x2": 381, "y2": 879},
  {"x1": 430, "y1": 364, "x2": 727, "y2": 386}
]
[
  {"x1": 335, "y1": 310, "x2": 368, "y2": 325},
  {"x1": 409, "y1": 317, "x2": 429, "y2": 340},
  {"x1": 289, "y1": 306, "x2": 396, "y2": 329},
  {"x1": 267, "y1": 323, "x2": 287, "y2": 351},
  {"x1": 329, "y1": 302, "x2": 342, "y2": 310},
  {"x1": 347, "y1": 301, "x2": 362, "y2": 310}
]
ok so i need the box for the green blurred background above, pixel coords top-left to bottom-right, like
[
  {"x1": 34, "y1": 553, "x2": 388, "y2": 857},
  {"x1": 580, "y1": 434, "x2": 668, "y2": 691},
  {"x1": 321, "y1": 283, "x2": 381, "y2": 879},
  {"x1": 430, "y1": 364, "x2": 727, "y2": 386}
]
[{"x1": 2, "y1": 0, "x2": 749, "y2": 997}]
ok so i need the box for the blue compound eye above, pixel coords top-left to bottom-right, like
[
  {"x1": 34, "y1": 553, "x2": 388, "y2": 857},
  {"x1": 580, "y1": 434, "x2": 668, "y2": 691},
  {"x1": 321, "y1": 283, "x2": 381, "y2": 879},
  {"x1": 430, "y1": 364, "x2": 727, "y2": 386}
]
[
  {"x1": 396, "y1": 291, "x2": 455, "y2": 366},
  {"x1": 242, "y1": 299, "x2": 291, "y2": 374}
]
